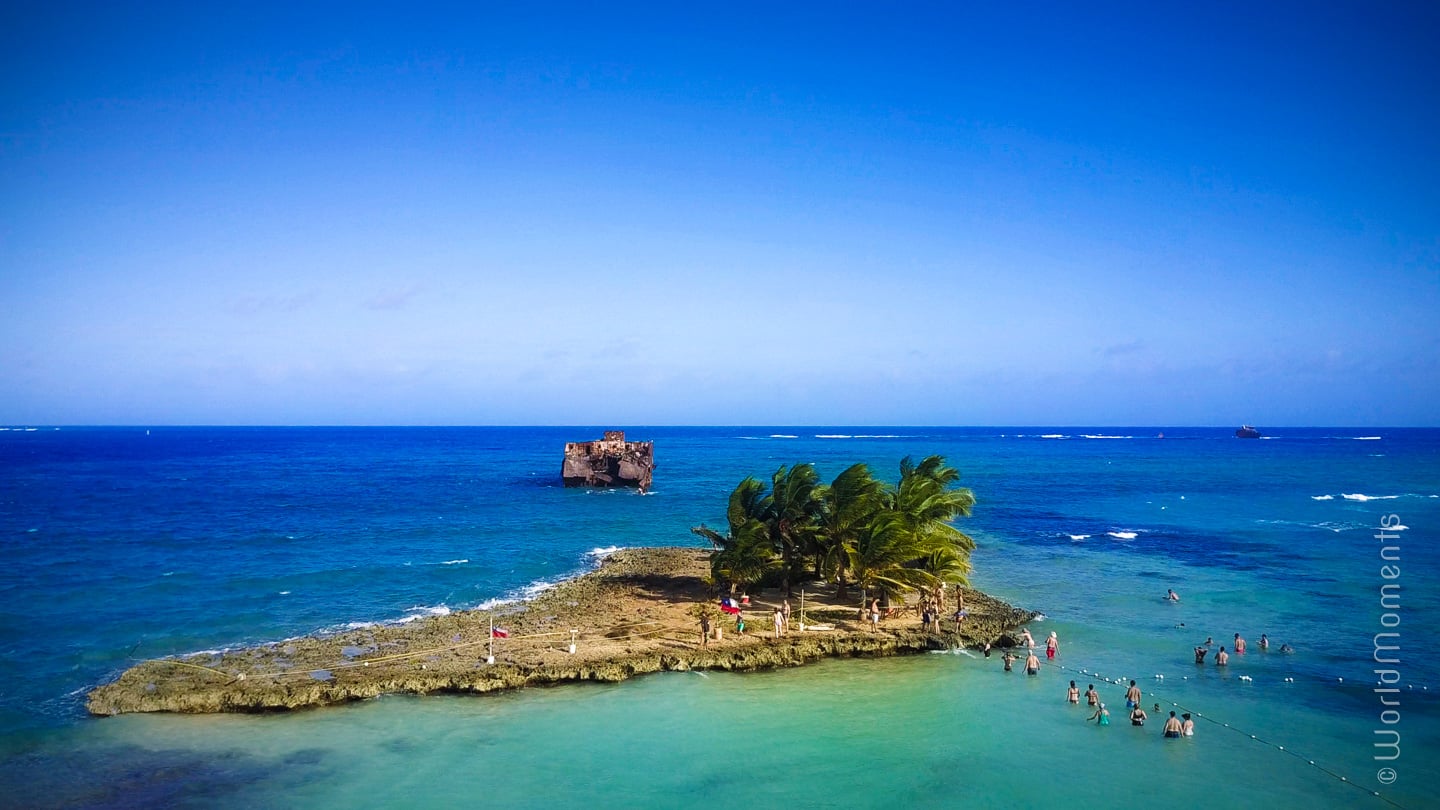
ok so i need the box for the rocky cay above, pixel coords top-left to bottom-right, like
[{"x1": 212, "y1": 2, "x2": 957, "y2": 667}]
[{"x1": 88, "y1": 547, "x2": 1035, "y2": 716}]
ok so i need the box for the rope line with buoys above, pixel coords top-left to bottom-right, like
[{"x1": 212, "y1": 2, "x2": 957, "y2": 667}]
[{"x1": 1033, "y1": 656, "x2": 1408, "y2": 810}]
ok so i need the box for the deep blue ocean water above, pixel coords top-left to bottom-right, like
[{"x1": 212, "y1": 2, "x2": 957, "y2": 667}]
[{"x1": 1, "y1": 426, "x2": 1437, "y2": 808}]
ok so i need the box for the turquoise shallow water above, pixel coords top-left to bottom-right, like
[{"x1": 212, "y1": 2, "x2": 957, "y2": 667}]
[{"x1": 1, "y1": 427, "x2": 1437, "y2": 808}]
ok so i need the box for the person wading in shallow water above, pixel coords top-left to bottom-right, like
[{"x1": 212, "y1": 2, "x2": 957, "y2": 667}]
[
  {"x1": 1024, "y1": 650, "x2": 1041, "y2": 675},
  {"x1": 1163, "y1": 712, "x2": 1184, "y2": 738},
  {"x1": 1089, "y1": 703, "x2": 1110, "y2": 725}
]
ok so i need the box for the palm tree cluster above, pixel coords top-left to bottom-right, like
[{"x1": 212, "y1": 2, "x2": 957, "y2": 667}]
[{"x1": 691, "y1": 455, "x2": 976, "y2": 606}]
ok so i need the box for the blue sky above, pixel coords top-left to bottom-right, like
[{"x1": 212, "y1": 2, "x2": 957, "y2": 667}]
[{"x1": 2, "y1": 3, "x2": 1437, "y2": 425}]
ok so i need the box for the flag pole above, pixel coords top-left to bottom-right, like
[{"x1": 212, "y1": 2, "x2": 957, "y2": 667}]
[{"x1": 487, "y1": 615, "x2": 496, "y2": 665}]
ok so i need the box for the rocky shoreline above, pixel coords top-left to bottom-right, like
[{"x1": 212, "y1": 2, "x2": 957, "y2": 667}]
[{"x1": 87, "y1": 547, "x2": 1037, "y2": 716}]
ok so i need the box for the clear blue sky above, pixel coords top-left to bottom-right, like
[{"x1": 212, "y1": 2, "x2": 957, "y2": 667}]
[{"x1": 2, "y1": 3, "x2": 1436, "y2": 426}]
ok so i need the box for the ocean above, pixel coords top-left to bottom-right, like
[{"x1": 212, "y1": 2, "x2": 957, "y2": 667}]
[{"x1": 1, "y1": 426, "x2": 1436, "y2": 808}]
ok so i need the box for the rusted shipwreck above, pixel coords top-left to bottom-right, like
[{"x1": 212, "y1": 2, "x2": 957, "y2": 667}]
[{"x1": 562, "y1": 431, "x2": 654, "y2": 491}]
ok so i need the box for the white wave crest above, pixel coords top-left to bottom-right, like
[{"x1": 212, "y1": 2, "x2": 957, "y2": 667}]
[
  {"x1": 1107, "y1": 531, "x2": 1138, "y2": 540},
  {"x1": 397, "y1": 605, "x2": 452, "y2": 624},
  {"x1": 1382, "y1": 524, "x2": 1409, "y2": 531},
  {"x1": 440, "y1": 559, "x2": 468, "y2": 565},
  {"x1": 1068, "y1": 534, "x2": 1091, "y2": 541},
  {"x1": 1311, "y1": 495, "x2": 1334, "y2": 501},
  {"x1": 1040, "y1": 434, "x2": 1067, "y2": 439},
  {"x1": 1352, "y1": 436, "x2": 1382, "y2": 441},
  {"x1": 587, "y1": 545, "x2": 624, "y2": 558},
  {"x1": 815, "y1": 434, "x2": 852, "y2": 439},
  {"x1": 769, "y1": 434, "x2": 799, "y2": 439},
  {"x1": 1342, "y1": 493, "x2": 1399, "y2": 501},
  {"x1": 1083, "y1": 434, "x2": 1133, "y2": 439}
]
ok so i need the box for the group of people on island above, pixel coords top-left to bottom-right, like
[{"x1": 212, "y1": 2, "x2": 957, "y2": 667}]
[{"x1": 704, "y1": 595, "x2": 793, "y2": 646}]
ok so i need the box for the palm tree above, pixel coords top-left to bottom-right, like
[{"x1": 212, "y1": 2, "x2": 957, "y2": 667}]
[
  {"x1": 761, "y1": 463, "x2": 822, "y2": 598},
  {"x1": 814, "y1": 462, "x2": 886, "y2": 599},
  {"x1": 894, "y1": 455, "x2": 976, "y2": 570},
  {"x1": 846, "y1": 510, "x2": 934, "y2": 607},
  {"x1": 692, "y1": 477, "x2": 774, "y2": 594}
]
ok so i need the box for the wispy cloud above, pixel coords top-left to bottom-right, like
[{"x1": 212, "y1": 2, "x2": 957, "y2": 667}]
[
  {"x1": 224, "y1": 291, "x2": 318, "y2": 316},
  {"x1": 364, "y1": 284, "x2": 423, "y2": 311},
  {"x1": 1100, "y1": 338, "x2": 1145, "y2": 357}
]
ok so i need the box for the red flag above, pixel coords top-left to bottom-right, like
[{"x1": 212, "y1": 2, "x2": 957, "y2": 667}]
[{"x1": 491, "y1": 628, "x2": 509, "y2": 638}]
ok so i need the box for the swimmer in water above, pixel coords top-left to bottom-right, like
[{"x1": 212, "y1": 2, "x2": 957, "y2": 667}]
[
  {"x1": 1068, "y1": 680, "x2": 1080, "y2": 704},
  {"x1": 1181, "y1": 713, "x2": 1194, "y2": 737},
  {"x1": 1234, "y1": 633, "x2": 1247, "y2": 654},
  {"x1": 1163, "y1": 711, "x2": 1183, "y2": 738},
  {"x1": 1166, "y1": 589, "x2": 1179, "y2": 602},
  {"x1": 1216, "y1": 647, "x2": 1229, "y2": 666},
  {"x1": 1025, "y1": 651, "x2": 1041, "y2": 675},
  {"x1": 1280, "y1": 642, "x2": 1294, "y2": 654},
  {"x1": 1194, "y1": 646, "x2": 1208, "y2": 664},
  {"x1": 1089, "y1": 703, "x2": 1111, "y2": 726},
  {"x1": 1085, "y1": 684, "x2": 1099, "y2": 706},
  {"x1": 1259, "y1": 633, "x2": 1270, "y2": 651},
  {"x1": 1002, "y1": 652, "x2": 1016, "y2": 672},
  {"x1": 1130, "y1": 705, "x2": 1148, "y2": 726}
]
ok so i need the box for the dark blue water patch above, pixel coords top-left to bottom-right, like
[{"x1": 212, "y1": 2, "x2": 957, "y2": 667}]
[{"x1": 0, "y1": 744, "x2": 272, "y2": 810}]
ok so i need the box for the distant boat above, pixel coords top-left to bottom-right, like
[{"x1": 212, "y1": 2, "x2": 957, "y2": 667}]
[{"x1": 1235, "y1": 425, "x2": 1262, "y2": 439}]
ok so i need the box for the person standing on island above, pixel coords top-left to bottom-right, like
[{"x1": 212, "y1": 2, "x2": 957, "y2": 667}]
[
  {"x1": 699, "y1": 613, "x2": 711, "y2": 647},
  {"x1": 1234, "y1": 633, "x2": 1247, "y2": 654},
  {"x1": 735, "y1": 610, "x2": 746, "y2": 635},
  {"x1": 1215, "y1": 647, "x2": 1229, "y2": 666},
  {"x1": 781, "y1": 599, "x2": 791, "y2": 632},
  {"x1": 868, "y1": 598, "x2": 881, "y2": 632},
  {"x1": 1068, "y1": 680, "x2": 1080, "y2": 704},
  {"x1": 772, "y1": 606, "x2": 784, "y2": 638},
  {"x1": 1089, "y1": 703, "x2": 1111, "y2": 725},
  {"x1": 1163, "y1": 711, "x2": 1184, "y2": 738},
  {"x1": 1125, "y1": 680, "x2": 1142, "y2": 709},
  {"x1": 1046, "y1": 631, "x2": 1058, "y2": 660},
  {"x1": 1085, "y1": 684, "x2": 1099, "y2": 707},
  {"x1": 1024, "y1": 650, "x2": 1041, "y2": 675}
]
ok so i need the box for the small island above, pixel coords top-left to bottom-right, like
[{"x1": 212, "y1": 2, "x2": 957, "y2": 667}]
[{"x1": 89, "y1": 455, "x2": 1033, "y2": 716}]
